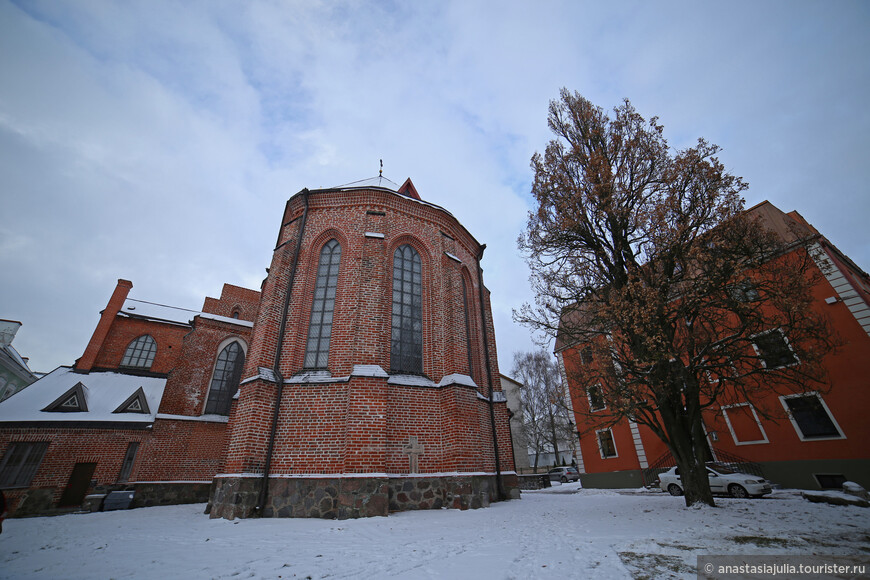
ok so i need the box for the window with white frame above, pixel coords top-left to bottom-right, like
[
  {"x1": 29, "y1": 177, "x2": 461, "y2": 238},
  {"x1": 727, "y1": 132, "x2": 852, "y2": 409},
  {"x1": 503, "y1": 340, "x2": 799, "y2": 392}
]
[
  {"x1": 596, "y1": 428, "x2": 617, "y2": 458},
  {"x1": 721, "y1": 403, "x2": 769, "y2": 445},
  {"x1": 752, "y1": 329, "x2": 798, "y2": 369},
  {"x1": 780, "y1": 392, "x2": 844, "y2": 441},
  {"x1": 120, "y1": 335, "x2": 157, "y2": 369},
  {"x1": 587, "y1": 384, "x2": 606, "y2": 412},
  {"x1": 704, "y1": 352, "x2": 738, "y2": 384}
]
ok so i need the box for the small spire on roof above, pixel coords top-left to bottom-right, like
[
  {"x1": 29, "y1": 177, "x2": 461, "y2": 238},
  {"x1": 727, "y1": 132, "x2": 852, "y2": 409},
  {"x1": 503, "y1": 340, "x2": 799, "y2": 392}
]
[{"x1": 379, "y1": 159, "x2": 383, "y2": 177}]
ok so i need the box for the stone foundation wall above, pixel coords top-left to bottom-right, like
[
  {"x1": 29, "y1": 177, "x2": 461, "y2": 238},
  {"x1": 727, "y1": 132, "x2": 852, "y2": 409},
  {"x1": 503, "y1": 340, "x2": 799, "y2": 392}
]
[
  {"x1": 517, "y1": 473, "x2": 551, "y2": 490},
  {"x1": 209, "y1": 473, "x2": 519, "y2": 520},
  {"x1": 5, "y1": 481, "x2": 211, "y2": 517},
  {"x1": 130, "y1": 482, "x2": 212, "y2": 508}
]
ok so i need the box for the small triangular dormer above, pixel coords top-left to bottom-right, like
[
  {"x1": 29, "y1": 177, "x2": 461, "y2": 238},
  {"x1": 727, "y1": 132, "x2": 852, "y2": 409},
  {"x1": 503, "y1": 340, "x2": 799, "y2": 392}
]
[
  {"x1": 398, "y1": 178, "x2": 421, "y2": 200},
  {"x1": 42, "y1": 382, "x2": 89, "y2": 413},
  {"x1": 113, "y1": 386, "x2": 151, "y2": 414}
]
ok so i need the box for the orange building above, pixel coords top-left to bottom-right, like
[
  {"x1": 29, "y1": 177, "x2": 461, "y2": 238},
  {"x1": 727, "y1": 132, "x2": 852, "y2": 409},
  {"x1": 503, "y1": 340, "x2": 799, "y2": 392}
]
[{"x1": 556, "y1": 202, "x2": 870, "y2": 491}]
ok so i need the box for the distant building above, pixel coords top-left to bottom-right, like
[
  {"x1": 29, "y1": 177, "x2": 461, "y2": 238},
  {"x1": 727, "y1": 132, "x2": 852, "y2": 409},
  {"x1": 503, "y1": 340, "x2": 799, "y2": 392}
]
[
  {"x1": 557, "y1": 202, "x2": 870, "y2": 491},
  {"x1": 0, "y1": 320, "x2": 39, "y2": 401},
  {"x1": 500, "y1": 374, "x2": 530, "y2": 471}
]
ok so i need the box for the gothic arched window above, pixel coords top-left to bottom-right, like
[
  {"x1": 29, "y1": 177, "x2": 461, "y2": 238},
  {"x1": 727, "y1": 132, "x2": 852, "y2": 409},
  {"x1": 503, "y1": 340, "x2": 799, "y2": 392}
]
[
  {"x1": 304, "y1": 239, "x2": 341, "y2": 369},
  {"x1": 461, "y1": 275, "x2": 475, "y2": 378},
  {"x1": 204, "y1": 341, "x2": 245, "y2": 415},
  {"x1": 120, "y1": 335, "x2": 157, "y2": 369},
  {"x1": 391, "y1": 244, "x2": 422, "y2": 374}
]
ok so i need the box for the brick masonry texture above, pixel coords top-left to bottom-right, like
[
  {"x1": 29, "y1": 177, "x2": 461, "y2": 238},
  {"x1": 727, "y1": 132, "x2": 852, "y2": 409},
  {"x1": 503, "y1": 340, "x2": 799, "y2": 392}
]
[
  {"x1": 214, "y1": 186, "x2": 517, "y2": 518},
  {"x1": 0, "y1": 185, "x2": 517, "y2": 518},
  {"x1": 0, "y1": 284, "x2": 259, "y2": 517}
]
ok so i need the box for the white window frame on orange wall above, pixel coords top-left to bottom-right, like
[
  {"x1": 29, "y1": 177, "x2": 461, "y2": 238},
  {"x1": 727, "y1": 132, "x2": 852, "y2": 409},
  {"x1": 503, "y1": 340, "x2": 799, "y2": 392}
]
[
  {"x1": 721, "y1": 402, "x2": 769, "y2": 445},
  {"x1": 595, "y1": 428, "x2": 618, "y2": 459}
]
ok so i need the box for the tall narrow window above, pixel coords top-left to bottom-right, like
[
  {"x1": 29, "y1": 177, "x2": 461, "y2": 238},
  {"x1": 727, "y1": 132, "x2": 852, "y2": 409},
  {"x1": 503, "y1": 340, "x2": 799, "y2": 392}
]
[
  {"x1": 588, "y1": 384, "x2": 606, "y2": 412},
  {"x1": 117, "y1": 442, "x2": 140, "y2": 483},
  {"x1": 120, "y1": 335, "x2": 157, "y2": 369},
  {"x1": 304, "y1": 239, "x2": 341, "y2": 368},
  {"x1": 204, "y1": 341, "x2": 245, "y2": 415},
  {"x1": 596, "y1": 429, "x2": 617, "y2": 458},
  {"x1": 391, "y1": 244, "x2": 422, "y2": 374},
  {"x1": 461, "y1": 276, "x2": 474, "y2": 378}
]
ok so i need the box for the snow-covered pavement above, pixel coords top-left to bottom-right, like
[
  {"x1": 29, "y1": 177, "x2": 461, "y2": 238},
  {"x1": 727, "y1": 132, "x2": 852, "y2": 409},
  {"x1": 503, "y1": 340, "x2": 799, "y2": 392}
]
[{"x1": 1, "y1": 485, "x2": 867, "y2": 579}]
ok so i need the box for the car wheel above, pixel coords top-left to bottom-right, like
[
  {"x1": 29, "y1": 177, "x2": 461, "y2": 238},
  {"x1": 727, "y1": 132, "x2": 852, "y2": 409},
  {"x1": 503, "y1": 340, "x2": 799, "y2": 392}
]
[
  {"x1": 729, "y1": 484, "x2": 749, "y2": 499},
  {"x1": 561, "y1": 476, "x2": 567, "y2": 483},
  {"x1": 667, "y1": 484, "x2": 683, "y2": 496}
]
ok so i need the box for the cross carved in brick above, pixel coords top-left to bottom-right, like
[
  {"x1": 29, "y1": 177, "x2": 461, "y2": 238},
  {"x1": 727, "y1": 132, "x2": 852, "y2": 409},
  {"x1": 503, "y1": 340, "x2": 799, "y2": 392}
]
[{"x1": 402, "y1": 436, "x2": 425, "y2": 474}]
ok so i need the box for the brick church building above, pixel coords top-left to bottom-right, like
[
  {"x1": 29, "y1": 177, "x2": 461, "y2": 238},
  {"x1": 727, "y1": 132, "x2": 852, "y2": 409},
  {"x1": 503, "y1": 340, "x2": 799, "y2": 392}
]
[{"x1": 0, "y1": 176, "x2": 519, "y2": 518}]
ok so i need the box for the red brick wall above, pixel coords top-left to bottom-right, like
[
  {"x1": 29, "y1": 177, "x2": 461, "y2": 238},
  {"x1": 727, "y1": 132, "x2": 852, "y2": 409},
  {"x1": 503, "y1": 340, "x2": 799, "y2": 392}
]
[
  {"x1": 224, "y1": 187, "x2": 514, "y2": 479},
  {"x1": 202, "y1": 284, "x2": 261, "y2": 321},
  {"x1": 135, "y1": 417, "x2": 230, "y2": 482},
  {"x1": 0, "y1": 279, "x2": 261, "y2": 516},
  {"x1": 90, "y1": 316, "x2": 188, "y2": 375},
  {"x1": 158, "y1": 317, "x2": 253, "y2": 416},
  {"x1": 77, "y1": 279, "x2": 132, "y2": 372},
  {"x1": 0, "y1": 416, "x2": 231, "y2": 515},
  {"x1": 245, "y1": 189, "x2": 499, "y2": 382},
  {"x1": 0, "y1": 427, "x2": 149, "y2": 514}
]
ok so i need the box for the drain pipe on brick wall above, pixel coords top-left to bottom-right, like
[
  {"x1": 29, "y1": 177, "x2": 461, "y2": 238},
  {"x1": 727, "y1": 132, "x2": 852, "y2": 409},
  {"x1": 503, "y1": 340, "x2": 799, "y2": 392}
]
[
  {"x1": 254, "y1": 188, "x2": 310, "y2": 517},
  {"x1": 476, "y1": 244, "x2": 507, "y2": 501}
]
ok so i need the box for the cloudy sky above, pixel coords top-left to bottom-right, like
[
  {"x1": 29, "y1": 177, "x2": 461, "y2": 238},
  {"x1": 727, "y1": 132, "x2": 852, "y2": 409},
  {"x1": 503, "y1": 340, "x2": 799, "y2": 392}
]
[{"x1": 2, "y1": 0, "x2": 868, "y2": 376}]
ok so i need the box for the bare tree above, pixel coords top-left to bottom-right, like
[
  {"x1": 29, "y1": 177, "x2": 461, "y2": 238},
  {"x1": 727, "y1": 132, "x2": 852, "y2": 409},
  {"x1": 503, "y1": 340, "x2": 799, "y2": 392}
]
[
  {"x1": 516, "y1": 89, "x2": 838, "y2": 506},
  {"x1": 511, "y1": 350, "x2": 574, "y2": 471}
]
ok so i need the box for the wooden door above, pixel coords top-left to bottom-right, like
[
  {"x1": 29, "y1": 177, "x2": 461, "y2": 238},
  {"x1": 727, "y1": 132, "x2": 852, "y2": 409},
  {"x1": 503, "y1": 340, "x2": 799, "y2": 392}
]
[{"x1": 58, "y1": 462, "x2": 97, "y2": 507}]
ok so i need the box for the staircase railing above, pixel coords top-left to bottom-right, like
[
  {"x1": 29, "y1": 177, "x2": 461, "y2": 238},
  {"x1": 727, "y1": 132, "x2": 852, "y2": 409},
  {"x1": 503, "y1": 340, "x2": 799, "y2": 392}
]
[{"x1": 642, "y1": 448, "x2": 766, "y2": 488}]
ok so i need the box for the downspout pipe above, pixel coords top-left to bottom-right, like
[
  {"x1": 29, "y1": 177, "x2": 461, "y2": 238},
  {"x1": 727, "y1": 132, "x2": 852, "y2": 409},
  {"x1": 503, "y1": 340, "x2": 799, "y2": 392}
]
[
  {"x1": 475, "y1": 244, "x2": 507, "y2": 501},
  {"x1": 254, "y1": 188, "x2": 310, "y2": 516}
]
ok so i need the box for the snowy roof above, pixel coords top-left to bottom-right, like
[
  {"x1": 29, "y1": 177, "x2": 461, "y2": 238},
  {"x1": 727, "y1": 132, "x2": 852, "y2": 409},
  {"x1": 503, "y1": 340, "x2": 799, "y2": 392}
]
[
  {"x1": 120, "y1": 299, "x2": 253, "y2": 329},
  {"x1": 0, "y1": 366, "x2": 165, "y2": 425},
  {"x1": 0, "y1": 343, "x2": 37, "y2": 381},
  {"x1": 120, "y1": 298, "x2": 197, "y2": 326},
  {"x1": 334, "y1": 175, "x2": 401, "y2": 192},
  {"x1": 197, "y1": 312, "x2": 254, "y2": 328}
]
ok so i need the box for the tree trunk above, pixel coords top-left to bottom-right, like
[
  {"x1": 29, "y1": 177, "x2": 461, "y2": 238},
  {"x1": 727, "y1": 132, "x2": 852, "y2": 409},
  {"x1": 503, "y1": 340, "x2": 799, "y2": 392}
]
[
  {"x1": 668, "y1": 420, "x2": 716, "y2": 507},
  {"x1": 547, "y1": 406, "x2": 561, "y2": 465}
]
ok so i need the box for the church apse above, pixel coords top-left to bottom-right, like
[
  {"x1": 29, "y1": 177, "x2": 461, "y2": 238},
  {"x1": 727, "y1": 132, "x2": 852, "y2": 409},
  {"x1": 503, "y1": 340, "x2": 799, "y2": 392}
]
[{"x1": 208, "y1": 179, "x2": 518, "y2": 519}]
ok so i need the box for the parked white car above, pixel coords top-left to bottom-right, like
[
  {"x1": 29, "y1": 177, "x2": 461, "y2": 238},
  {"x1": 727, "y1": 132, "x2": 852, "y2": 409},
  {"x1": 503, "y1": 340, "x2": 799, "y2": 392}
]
[
  {"x1": 548, "y1": 466, "x2": 581, "y2": 483},
  {"x1": 659, "y1": 463, "x2": 772, "y2": 498}
]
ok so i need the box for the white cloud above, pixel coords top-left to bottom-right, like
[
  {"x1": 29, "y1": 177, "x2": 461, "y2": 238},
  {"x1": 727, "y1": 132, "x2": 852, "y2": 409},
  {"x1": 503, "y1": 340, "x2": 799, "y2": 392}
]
[{"x1": 2, "y1": 0, "x2": 868, "y2": 374}]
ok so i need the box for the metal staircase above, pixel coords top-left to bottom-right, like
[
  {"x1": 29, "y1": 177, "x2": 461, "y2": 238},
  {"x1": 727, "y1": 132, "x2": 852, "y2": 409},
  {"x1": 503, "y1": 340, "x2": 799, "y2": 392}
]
[{"x1": 642, "y1": 448, "x2": 766, "y2": 488}]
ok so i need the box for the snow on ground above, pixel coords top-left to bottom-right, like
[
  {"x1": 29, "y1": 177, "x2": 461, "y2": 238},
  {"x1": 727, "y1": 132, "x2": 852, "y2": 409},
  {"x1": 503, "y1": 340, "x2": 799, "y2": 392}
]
[{"x1": 1, "y1": 485, "x2": 867, "y2": 579}]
